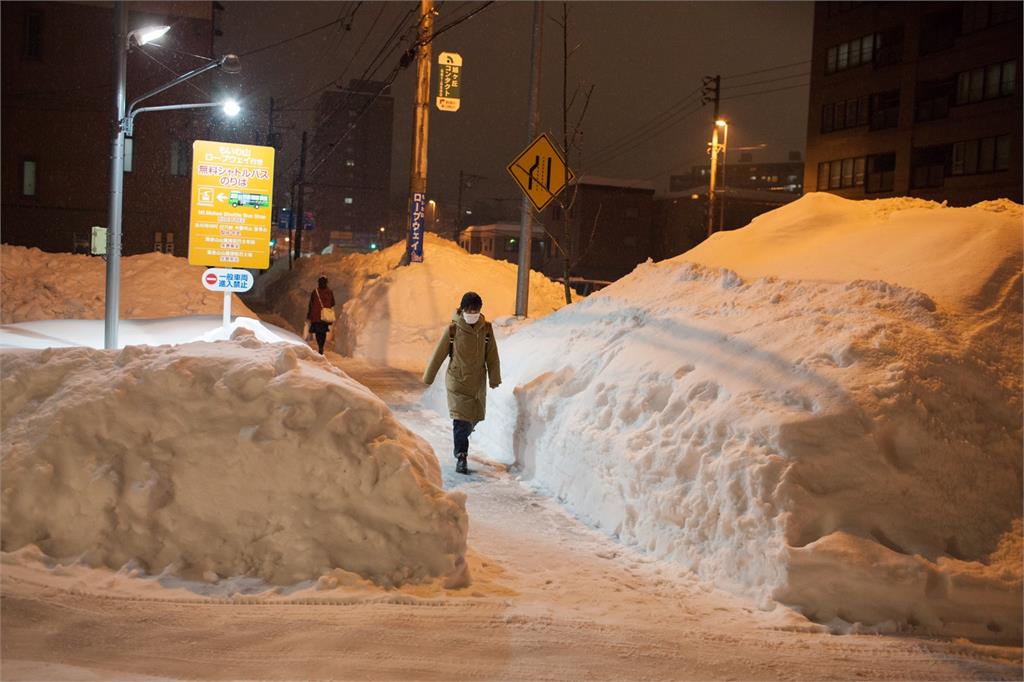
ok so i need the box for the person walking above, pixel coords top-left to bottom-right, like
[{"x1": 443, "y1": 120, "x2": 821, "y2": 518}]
[
  {"x1": 423, "y1": 291, "x2": 501, "y2": 475},
  {"x1": 306, "y1": 276, "x2": 336, "y2": 355}
]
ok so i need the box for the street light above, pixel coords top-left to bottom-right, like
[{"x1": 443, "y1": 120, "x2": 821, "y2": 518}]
[
  {"x1": 715, "y1": 119, "x2": 729, "y2": 233},
  {"x1": 104, "y1": 2, "x2": 241, "y2": 349},
  {"x1": 706, "y1": 118, "x2": 728, "y2": 238}
]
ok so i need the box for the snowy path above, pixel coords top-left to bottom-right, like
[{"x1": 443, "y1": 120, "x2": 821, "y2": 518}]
[{"x1": 2, "y1": 358, "x2": 1021, "y2": 681}]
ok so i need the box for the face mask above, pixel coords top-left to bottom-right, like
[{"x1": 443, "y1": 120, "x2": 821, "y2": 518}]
[{"x1": 462, "y1": 311, "x2": 481, "y2": 325}]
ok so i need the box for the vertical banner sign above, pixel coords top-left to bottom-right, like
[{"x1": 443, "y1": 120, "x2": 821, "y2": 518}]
[
  {"x1": 436, "y1": 52, "x2": 462, "y2": 112},
  {"x1": 188, "y1": 140, "x2": 275, "y2": 269},
  {"x1": 408, "y1": 192, "x2": 425, "y2": 262}
]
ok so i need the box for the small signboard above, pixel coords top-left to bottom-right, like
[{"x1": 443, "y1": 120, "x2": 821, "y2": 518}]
[
  {"x1": 201, "y1": 268, "x2": 254, "y2": 293},
  {"x1": 90, "y1": 226, "x2": 107, "y2": 256},
  {"x1": 506, "y1": 132, "x2": 576, "y2": 213},
  {"x1": 407, "y1": 192, "x2": 425, "y2": 263},
  {"x1": 188, "y1": 140, "x2": 275, "y2": 270},
  {"x1": 436, "y1": 52, "x2": 462, "y2": 112}
]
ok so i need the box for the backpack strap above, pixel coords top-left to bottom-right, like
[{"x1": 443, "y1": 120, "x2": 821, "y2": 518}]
[{"x1": 448, "y1": 323, "x2": 457, "y2": 359}]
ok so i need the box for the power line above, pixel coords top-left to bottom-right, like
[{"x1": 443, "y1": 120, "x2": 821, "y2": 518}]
[
  {"x1": 136, "y1": 46, "x2": 211, "y2": 99},
  {"x1": 587, "y1": 86, "x2": 702, "y2": 163},
  {"x1": 721, "y1": 81, "x2": 810, "y2": 101},
  {"x1": 721, "y1": 58, "x2": 811, "y2": 81},
  {"x1": 588, "y1": 93, "x2": 704, "y2": 169},
  {"x1": 589, "y1": 101, "x2": 705, "y2": 170},
  {"x1": 722, "y1": 70, "x2": 810, "y2": 92},
  {"x1": 240, "y1": 13, "x2": 353, "y2": 58}
]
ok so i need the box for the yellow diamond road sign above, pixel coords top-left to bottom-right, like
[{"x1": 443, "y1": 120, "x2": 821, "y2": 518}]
[{"x1": 506, "y1": 132, "x2": 576, "y2": 213}]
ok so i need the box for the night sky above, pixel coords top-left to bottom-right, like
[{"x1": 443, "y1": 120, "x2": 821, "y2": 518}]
[{"x1": 214, "y1": 1, "x2": 813, "y2": 211}]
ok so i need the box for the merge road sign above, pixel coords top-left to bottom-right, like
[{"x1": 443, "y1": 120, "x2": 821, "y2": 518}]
[
  {"x1": 188, "y1": 140, "x2": 275, "y2": 270},
  {"x1": 436, "y1": 52, "x2": 462, "y2": 112},
  {"x1": 506, "y1": 132, "x2": 576, "y2": 213}
]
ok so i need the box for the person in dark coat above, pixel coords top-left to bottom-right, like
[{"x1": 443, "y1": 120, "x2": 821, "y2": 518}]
[
  {"x1": 423, "y1": 291, "x2": 501, "y2": 475},
  {"x1": 307, "y1": 276, "x2": 336, "y2": 355}
]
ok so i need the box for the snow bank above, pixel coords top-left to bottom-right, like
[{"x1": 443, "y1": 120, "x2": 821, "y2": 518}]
[
  {"x1": 431, "y1": 194, "x2": 1022, "y2": 638},
  {"x1": 260, "y1": 234, "x2": 571, "y2": 371},
  {"x1": 0, "y1": 245, "x2": 256, "y2": 323},
  {"x1": 1, "y1": 333, "x2": 469, "y2": 587}
]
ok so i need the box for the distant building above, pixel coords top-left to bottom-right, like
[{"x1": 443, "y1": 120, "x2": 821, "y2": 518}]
[
  {"x1": 804, "y1": 1, "x2": 1022, "y2": 204},
  {"x1": 1, "y1": 2, "x2": 217, "y2": 256},
  {"x1": 306, "y1": 80, "x2": 394, "y2": 253},
  {"x1": 653, "y1": 187, "x2": 800, "y2": 260},
  {"x1": 669, "y1": 155, "x2": 804, "y2": 194},
  {"x1": 459, "y1": 222, "x2": 546, "y2": 266},
  {"x1": 539, "y1": 176, "x2": 657, "y2": 283}
]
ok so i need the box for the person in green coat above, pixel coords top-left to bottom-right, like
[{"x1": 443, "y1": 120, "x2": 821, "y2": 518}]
[{"x1": 423, "y1": 291, "x2": 501, "y2": 475}]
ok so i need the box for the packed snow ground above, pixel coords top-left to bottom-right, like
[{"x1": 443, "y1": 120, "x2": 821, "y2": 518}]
[
  {"x1": 1, "y1": 334, "x2": 468, "y2": 588},
  {"x1": 426, "y1": 193, "x2": 1024, "y2": 639},
  {"x1": 256, "y1": 233, "x2": 571, "y2": 371},
  {"x1": 0, "y1": 245, "x2": 256, "y2": 323},
  {"x1": 1, "y1": 360, "x2": 1020, "y2": 681}
]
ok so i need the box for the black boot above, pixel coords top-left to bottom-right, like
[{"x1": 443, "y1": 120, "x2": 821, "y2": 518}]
[{"x1": 455, "y1": 453, "x2": 469, "y2": 475}]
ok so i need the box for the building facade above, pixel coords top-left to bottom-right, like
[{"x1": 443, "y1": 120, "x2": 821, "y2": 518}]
[
  {"x1": 305, "y1": 80, "x2": 394, "y2": 254},
  {"x1": 539, "y1": 177, "x2": 657, "y2": 283},
  {"x1": 804, "y1": 1, "x2": 1022, "y2": 205},
  {"x1": 458, "y1": 222, "x2": 547, "y2": 267},
  {"x1": 2, "y1": 1, "x2": 218, "y2": 256}
]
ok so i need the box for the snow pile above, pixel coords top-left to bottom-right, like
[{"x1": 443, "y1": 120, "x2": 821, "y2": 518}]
[
  {"x1": 261, "y1": 234, "x2": 571, "y2": 371},
  {"x1": 0, "y1": 245, "x2": 256, "y2": 323},
  {"x1": 429, "y1": 194, "x2": 1022, "y2": 638},
  {"x1": 1, "y1": 335, "x2": 469, "y2": 587}
]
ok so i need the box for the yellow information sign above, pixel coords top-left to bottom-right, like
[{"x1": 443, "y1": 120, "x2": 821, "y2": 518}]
[
  {"x1": 188, "y1": 140, "x2": 275, "y2": 269},
  {"x1": 506, "y1": 132, "x2": 576, "y2": 213}
]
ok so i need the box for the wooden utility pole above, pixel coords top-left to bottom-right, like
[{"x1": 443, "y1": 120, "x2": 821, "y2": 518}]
[
  {"x1": 293, "y1": 130, "x2": 308, "y2": 262},
  {"x1": 514, "y1": 0, "x2": 543, "y2": 316},
  {"x1": 403, "y1": 0, "x2": 434, "y2": 264}
]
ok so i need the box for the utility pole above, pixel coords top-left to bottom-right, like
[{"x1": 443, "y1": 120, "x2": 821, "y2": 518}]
[
  {"x1": 293, "y1": 130, "x2": 307, "y2": 262},
  {"x1": 515, "y1": 0, "x2": 543, "y2": 317},
  {"x1": 702, "y1": 74, "x2": 721, "y2": 239},
  {"x1": 455, "y1": 170, "x2": 485, "y2": 242},
  {"x1": 403, "y1": 0, "x2": 434, "y2": 264}
]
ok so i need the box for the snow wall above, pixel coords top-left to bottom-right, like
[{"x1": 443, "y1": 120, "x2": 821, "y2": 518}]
[
  {"x1": 0, "y1": 245, "x2": 256, "y2": 323},
  {"x1": 1, "y1": 332, "x2": 469, "y2": 587},
  {"x1": 427, "y1": 194, "x2": 1023, "y2": 639},
  {"x1": 259, "y1": 234, "x2": 571, "y2": 371}
]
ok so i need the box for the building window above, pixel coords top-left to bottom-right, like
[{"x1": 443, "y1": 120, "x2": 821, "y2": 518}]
[
  {"x1": 344, "y1": 196, "x2": 353, "y2": 204},
  {"x1": 955, "y1": 60, "x2": 1016, "y2": 104},
  {"x1": 915, "y1": 79, "x2": 954, "y2": 122},
  {"x1": 169, "y1": 141, "x2": 189, "y2": 176},
  {"x1": 23, "y1": 10, "x2": 42, "y2": 60},
  {"x1": 345, "y1": 159, "x2": 355, "y2": 167},
  {"x1": 962, "y1": 2, "x2": 1021, "y2": 34},
  {"x1": 919, "y1": 6, "x2": 961, "y2": 55},
  {"x1": 826, "y1": 33, "x2": 874, "y2": 74},
  {"x1": 910, "y1": 145, "x2": 949, "y2": 188},
  {"x1": 873, "y1": 26, "x2": 904, "y2": 67},
  {"x1": 865, "y1": 153, "x2": 896, "y2": 193},
  {"x1": 505, "y1": 238, "x2": 517, "y2": 253},
  {"x1": 818, "y1": 157, "x2": 864, "y2": 190},
  {"x1": 869, "y1": 90, "x2": 900, "y2": 129},
  {"x1": 951, "y1": 135, "x2": 1011, "y2": 175},
  {"x1": 21, "y1": 160, "x2": 37, "y2": 196},
  {"x1": 821, "y1": 95, "x2": 869, "y2": 133}
]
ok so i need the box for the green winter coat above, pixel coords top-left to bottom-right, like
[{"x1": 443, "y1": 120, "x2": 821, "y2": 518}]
[{"x1": 423, "y1": 313, "x2": 501, "y2": 423}]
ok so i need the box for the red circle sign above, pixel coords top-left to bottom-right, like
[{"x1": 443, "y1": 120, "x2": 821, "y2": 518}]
[{"x1": 205, "y1": 272, "x2": 218, "y2": 285}]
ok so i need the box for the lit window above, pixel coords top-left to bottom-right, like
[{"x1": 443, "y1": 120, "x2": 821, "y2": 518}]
[
  {"x1": 344, "y1": 197, "x2": 353, "y2": 204},
  {"x1": 21, "y1": 160, "x2": 36, "y2": 196},
  {"x1": 345, "y1": 159, "x2": 355, "y2": 167}
]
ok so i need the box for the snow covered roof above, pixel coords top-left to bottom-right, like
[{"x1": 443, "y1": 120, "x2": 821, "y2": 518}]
[
  {"x1": 460, "y1": 222, "x2": 545, "y2": 236},
  {"x1": 658, "y1": 186, "x2": 801, "y2": 203}
]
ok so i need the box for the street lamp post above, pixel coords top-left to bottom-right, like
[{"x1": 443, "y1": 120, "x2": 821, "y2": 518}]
[
  {"x1": 717, "y1": 120, "x2": 728, "y2": 233},
  {"x1": 104, "y1": 1, "x2": 240, "y2": 350},
  {"x1": 706, "y1": 118, "x2": 727, "y2": 239}
]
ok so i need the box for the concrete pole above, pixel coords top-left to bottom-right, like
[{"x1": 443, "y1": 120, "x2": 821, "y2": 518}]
[
  {"x1": 404, "y1": 0, "x2": 434, "y2": 263},
  {"x1": 515, "y1": 0, "x2": 543, "y2": 317},
  {"x1": 104, "y1": 1, "x2": 127, "y2": 350},
  {"x1": 706, "y1": 124, "x2": 719, "y2": 239},
  {"x1": 293, "y1": 131, "x2": 307, "y2": 261}
]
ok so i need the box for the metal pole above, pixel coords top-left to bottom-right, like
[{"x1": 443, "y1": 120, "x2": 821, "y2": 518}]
[
  {"x1": 223, "y1": 290, "x2": 231, "y2": 328},
  {"x1": 104, "y1": 1, "x2": 127, "y2": 350},
  {"x1": 515, "y1": 0, "x2": 543, "y2": 317},
  {"x1": 293, "y1": 131, "x2": 307, "y2": 261},
  {"x1": 455, "y1": 170, "x2": 463, "y2": 242},
  {"x1": 404, "y1": 0, "x2": 434, "y2": 264},
  {"x1": 718, "y1": 124, "x2": 728, "y2": 232}
]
